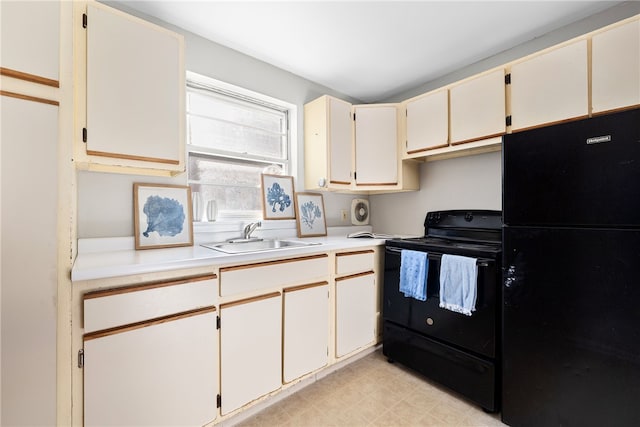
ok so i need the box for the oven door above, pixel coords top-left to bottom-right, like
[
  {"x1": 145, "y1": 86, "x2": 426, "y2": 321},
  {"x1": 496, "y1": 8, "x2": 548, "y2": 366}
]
[{"x1": 384, "y1": 246, "x2": 499, "y2": 359}]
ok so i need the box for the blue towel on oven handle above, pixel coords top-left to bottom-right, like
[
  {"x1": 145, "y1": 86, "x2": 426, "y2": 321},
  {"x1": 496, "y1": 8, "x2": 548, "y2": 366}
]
[
  {"x1": 400, "y1": 249, "x2": 428, "y2": 301},
  {"x1": 439, "y1": 254, "x2": 478, "y2": 316}
]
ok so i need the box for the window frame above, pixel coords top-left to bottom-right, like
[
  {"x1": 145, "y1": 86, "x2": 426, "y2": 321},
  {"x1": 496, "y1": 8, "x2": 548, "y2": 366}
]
[{"x1": 185, "y1": 71, "x2": 298, "y2": 223}]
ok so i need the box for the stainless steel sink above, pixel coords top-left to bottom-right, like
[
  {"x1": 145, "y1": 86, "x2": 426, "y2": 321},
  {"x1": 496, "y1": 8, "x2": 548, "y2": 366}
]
[{"x1": 201, "y1": 239, "x2": 321, "y2": 254}]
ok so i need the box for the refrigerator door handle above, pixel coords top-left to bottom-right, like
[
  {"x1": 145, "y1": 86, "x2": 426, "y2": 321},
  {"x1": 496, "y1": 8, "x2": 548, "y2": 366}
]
[{"x1": 505, "y1": 264, "x2": 517, "y2": 288}]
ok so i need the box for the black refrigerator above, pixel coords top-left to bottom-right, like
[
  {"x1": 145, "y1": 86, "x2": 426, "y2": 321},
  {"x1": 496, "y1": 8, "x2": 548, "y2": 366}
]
[{"x1": 502, "y1": 108, "x2": 640, "y2": 427}]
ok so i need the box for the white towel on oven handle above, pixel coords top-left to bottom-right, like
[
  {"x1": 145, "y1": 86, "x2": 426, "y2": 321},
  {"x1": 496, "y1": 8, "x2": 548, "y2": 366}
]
[{"x1": 439, "y1": 254, "x2": 478, "y2": 316}]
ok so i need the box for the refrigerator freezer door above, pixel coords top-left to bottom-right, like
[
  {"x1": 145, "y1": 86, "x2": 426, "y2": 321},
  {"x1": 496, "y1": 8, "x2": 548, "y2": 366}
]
[
  {"x1": 503, "y1": 109, "x2": 640, "y2": 227},
  {"x1": 502, "y1": 226, "x2": 640, "y2": 427}
]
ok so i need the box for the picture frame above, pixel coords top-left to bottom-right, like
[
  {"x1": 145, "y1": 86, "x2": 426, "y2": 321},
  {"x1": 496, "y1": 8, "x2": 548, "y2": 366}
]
[
  {"x1": 133, "y1": 183, "x2": 194, "y2": 250},
  {"x1": 261, "y1": 174, "x2": 296, "y2": 220},
  {"x1": 295, "y1": 192, "x2": 327, "y2": 237}
]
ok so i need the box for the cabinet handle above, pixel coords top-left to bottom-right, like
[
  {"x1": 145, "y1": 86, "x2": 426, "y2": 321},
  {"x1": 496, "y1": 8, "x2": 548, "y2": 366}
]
[{"x1": 78, "y1": 349, "x2": 84, "y2": 368}]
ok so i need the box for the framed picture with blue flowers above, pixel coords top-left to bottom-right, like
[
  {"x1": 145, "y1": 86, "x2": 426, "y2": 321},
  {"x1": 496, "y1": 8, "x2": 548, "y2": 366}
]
[
  {"x1": 133, "y1": 183, "x2": 193, "y2": 250},
  {"x1": 261, "y1": 174, "x2": 296, "y2": 220},
  {"x1": 295, "y1": 192, "x2": 327, "y2": 237}
]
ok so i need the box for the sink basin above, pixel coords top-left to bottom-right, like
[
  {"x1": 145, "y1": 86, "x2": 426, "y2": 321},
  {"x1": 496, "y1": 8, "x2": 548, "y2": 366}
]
[{"x1": 202, "y1": 239, "x2": 321, "y2": 254}]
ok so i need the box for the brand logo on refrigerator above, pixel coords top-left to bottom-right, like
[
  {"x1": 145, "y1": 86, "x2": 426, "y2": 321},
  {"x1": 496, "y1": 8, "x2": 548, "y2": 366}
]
[{"x1": 586, "y1": 135, "x2": 611, "y2": 145}]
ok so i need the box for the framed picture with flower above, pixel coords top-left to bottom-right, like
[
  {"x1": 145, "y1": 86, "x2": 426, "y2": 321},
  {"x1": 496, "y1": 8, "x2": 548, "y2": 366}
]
[
  {"x1": 261, "y1": 174, "x2": 296, "y2": 220},
  {"x1": 133, "y1": 183, "x2": 193, "y2": 250},
  {"x1": 295, "y1": 192, "x2": 327, "y2": 237}
]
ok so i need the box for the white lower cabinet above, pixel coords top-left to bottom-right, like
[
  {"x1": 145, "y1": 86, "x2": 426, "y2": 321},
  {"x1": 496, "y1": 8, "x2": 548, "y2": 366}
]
[
  {"x1": 283, "y1": 283, "x2": 330, "y2": 382},
  {"x1": 83, "y1": 308, "x2": 218, "y2": 427},
  {"x1": 220, "y1": 292, "x2": 282, "y2": 415},
  {"x1": 336, "y1": 272, "x2": 376, "y2": 357},
  {"x1": 1, "y1": 93, "x2": 58, "y2": 427},
  {"x1": 78, "y1": 248, "x2": 379, "y2": 423}
]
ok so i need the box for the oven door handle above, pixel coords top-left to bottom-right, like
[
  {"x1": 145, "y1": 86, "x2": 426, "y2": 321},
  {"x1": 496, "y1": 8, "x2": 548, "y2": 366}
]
[{"x1": 385, "y1": 247, "x2": 493, "y2": 267}]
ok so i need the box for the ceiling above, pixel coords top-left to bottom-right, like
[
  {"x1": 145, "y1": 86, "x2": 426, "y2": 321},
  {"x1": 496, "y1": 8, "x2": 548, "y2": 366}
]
[{"x1": 116, "y1": 1, "x2": 622, "y2": 103}]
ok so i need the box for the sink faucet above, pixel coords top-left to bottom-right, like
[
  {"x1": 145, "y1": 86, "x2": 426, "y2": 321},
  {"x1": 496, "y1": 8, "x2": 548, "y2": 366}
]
[{"x1": 243, "y1": 221, "x2": 262, "y2": 240}]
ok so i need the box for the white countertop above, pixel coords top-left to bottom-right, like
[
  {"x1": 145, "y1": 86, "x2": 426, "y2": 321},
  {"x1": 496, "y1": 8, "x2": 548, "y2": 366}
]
[{"x1": 71, "y1": 235, "x2": 388, "y2": 282}]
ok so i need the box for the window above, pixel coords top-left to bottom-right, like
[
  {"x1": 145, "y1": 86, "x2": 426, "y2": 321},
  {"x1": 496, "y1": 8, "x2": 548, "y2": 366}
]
[{"x1": 186, "y1": 72, "x2": 296, "y2": 221}]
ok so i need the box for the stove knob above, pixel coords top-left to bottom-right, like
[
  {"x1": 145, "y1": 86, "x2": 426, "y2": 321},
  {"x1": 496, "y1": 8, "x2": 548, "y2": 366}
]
[{"x1": 465, "y1": 212, "x2": 473, "y2": 222}]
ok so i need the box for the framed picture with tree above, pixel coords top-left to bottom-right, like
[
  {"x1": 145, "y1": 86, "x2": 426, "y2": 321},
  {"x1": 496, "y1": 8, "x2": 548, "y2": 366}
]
[
  {"x1": 295, "y1": 192, "x2": 327, "y2": 237},
  {"x1": 261, "y1": 174, "x2": 296, "y2": 220},
  {"x1": 133, "y1": 183, "x2": 194, "y2": 249}
]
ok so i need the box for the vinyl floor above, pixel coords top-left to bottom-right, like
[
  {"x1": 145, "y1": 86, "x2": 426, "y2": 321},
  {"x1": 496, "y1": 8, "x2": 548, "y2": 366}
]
[{"x1": 236, "y1": 348, "x2": 507, "y2": 426}]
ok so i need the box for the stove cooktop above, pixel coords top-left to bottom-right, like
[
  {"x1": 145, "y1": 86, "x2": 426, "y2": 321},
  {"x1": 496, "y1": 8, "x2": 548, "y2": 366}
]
[{"x1": 386, "y1": 210, "x2": 503, "y2": 258}]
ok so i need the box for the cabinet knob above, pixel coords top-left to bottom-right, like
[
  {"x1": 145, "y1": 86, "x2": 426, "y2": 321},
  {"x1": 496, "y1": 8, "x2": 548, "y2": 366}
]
[
  {"x1": 317, "y1": 177, "x2": 327, "y2": 188},
  {"x1": 426, "y1": 317, "x2": 434, "y2": 326}
]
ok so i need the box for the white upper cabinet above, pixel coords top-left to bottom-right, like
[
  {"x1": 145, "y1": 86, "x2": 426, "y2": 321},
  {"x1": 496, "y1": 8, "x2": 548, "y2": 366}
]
[
  {"x1": 304, "y1": 96, "x2": 418, "y2": 192},
  {"x1": 304, "y1": 95, "x2": 352, "y2": 190},
  {"x1": 404, "y1": 89, "x2": 449, "y2": 154},
  {"x1": 329, "y1": 97, "x2": 354, "y2": 185},
  {"x1": 450, "y1": 69, "x2": 506, "y2": 144},
  {"x1": 78, "y1": 1, "x2": 185, "y2": 174},
  {"x1": 353, "y1": 104, "x2": 399, "y2": 186},
  {"x1": 591, "y1": 18, "x2": 640, "y2": 114},
  {"x1": 510, "y1": 39, "x2": 589, "y2": 131},
  {"x1": 0, "y1": 0, "x2": 59, "y2": 83}
]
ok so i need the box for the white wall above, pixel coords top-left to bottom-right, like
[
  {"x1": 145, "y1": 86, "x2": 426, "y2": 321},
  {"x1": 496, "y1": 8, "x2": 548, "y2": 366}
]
[{"x1": 371, "y1": 151, "x2": 502, "y2": 236}]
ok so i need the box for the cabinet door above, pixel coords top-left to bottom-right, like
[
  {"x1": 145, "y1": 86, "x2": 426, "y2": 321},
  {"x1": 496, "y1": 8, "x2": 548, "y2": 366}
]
[
  {"x1": 1, "y1": 94, "x2": 58, "y2": 427},
  {"x1": 0, "y1": 1, "x2": 59, "y2": 82},
  {"x1": 329, "y1": 97, "x2": 353, "y2": 185},
  {"x1": 354, "y1": 104, "x2": 398, "y2": 185},
  {"x1": 85, "y1": 2, "x2": 184, "y2": 165},
  {"x1": 405, "y1": 89, "x2": 448, "y2": 154},
  {"x1": 592, "y1": 19, "x2": 640, "y2": 114},
  {"x1": 83, "y1": 309, "x2": 218, "y2": 427},
  {"x1": 283, "y1": 283, "x2": 329, "y2": 382},
  {"x1": 220, "y1": 293, "x2": 282, "y2": 415},
  {"x1": 336, "y1": 273, "x2": 376, "y2": 357},
  {"x1": 450, "y1": 69, "x2": 506, "y2": 144},
  {"x1": 303, "y1": 95, "x2": 352, "y2": 190},
  {"x1": 510, "y1": 40, "x2": 588, "y2": 131}
]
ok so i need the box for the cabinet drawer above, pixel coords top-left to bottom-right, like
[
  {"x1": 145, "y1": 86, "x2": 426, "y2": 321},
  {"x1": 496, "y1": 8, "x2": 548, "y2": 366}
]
[
  {"x1": 84, "y1": 275, "x2": 217, "y2": 333},
  {"x1": 219, "y1": 254, "x2": 329, "y2": 297},
  {"x1": 336, "y1": 250, "x2": 375, "y2": 276}
]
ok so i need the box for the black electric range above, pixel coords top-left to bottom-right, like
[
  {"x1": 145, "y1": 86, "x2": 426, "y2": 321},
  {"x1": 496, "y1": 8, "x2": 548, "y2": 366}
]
[{"x1": 383, "y1": 210, "x2": 502, "y2": 412}]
